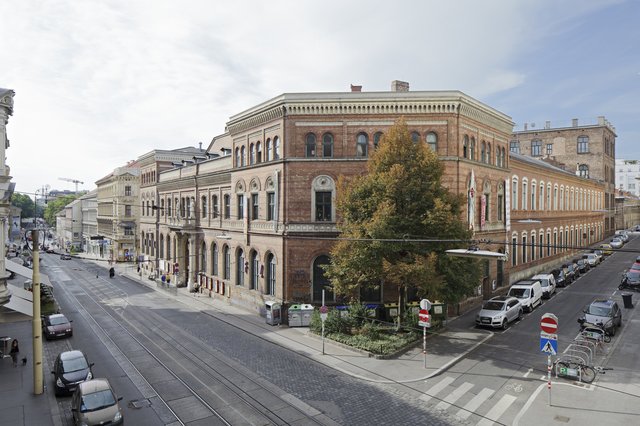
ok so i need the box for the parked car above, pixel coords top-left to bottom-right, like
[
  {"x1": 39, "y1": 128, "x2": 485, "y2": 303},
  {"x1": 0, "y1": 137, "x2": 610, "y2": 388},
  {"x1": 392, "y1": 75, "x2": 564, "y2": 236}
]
[
  {"x1": 583, "y1": 253, "x2": 600, "y2": 267},
  {"x1": 42, "y1": 313, "x2": 73, "y2": 340},
  {"x1": 507, "y1": 280, "x2": 543, "y2": 312},
  {"x1": 71, "y1": 378, "x2": 123, "y2": 425},
  {"x1": 620, "y1": 269, "x2": 640, "y2": 289},
  {"x1": 578, "y1": 299, "x2": 622, "y2": 336},
  {"x1": 598, "y1": 243, "x2": 613, "y2": 256},
  {"x1": 52, "y1": 350, "x2": 94, "y2": 396},
  {"x1": 615, "y1": 230, "x2": 630, "y2": 243},
  {"x1": 576, "y1": 258, "x2": 590, "y2": 273},
  {"x1": 476, "y1": 296, "x2": 523, "y2": 329},
  {"x1": 566, "y1": 262, "x2": 580, "y2": 281},
  {"x1": 610, "y1": 238, "x2": 623, "y2": 249},
  {"x1": 561, "y1": 263, "x2": 575, "y2": 284},
  {"x1": 551, "y1": 268, "x2": 567, "y2": 288},
  {"x1": 531, "y1": 273, "x2": 556, "y2": 298},
  {"x1": 591, "y1": 250, "x2": 604, "y2": 263},
  {"x1": 60, "y1": 253, "x2": 72, "y2": 260}
]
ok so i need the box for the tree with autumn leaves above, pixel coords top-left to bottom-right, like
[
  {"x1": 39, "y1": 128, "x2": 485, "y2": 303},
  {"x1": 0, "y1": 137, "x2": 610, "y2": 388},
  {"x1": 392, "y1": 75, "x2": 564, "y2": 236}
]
[{"x1": 323, "y1": 119, "x2": 481, "y2": 322}]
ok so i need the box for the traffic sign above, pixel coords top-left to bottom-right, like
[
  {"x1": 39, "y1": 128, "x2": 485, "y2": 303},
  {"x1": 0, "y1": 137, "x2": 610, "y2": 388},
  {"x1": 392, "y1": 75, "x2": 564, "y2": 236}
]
[
  {"x1": 320, "y1": 305, "x2": 328, "y2": 322},
  {"x1": 540, "y1": 313, "x2": 558, "y2": 334},
  {"x1": 418, "y1": 309, "x2": 431, "y2": 327},
  {"x1": 540, "y1": 336, "x2": 558, "y2": 355},
  {"x1": 420, "y1": 299, "x2": 431, "y2": 311}
]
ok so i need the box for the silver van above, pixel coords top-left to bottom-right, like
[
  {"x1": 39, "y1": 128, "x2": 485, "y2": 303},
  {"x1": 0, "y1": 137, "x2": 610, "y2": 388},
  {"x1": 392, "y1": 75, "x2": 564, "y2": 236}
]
[
  {"x1": 71, "y1": 378, "x2": 123, "y2": 425},
  {"x1": 507, "y1": 280, "x2": 543, "y2": 312}
]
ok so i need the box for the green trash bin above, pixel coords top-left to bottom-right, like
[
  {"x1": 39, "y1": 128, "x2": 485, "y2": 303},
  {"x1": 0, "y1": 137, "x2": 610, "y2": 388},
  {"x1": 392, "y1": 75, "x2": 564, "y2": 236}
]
[{"x1": 288, "y1": 304, "x2": 302, "y2": 327}]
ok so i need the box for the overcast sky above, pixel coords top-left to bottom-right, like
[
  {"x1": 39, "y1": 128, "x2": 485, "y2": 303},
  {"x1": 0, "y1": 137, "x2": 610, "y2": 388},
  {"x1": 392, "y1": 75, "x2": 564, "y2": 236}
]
[{"x1": 1, "y1": 0, "x2": 638, "y2": 196}]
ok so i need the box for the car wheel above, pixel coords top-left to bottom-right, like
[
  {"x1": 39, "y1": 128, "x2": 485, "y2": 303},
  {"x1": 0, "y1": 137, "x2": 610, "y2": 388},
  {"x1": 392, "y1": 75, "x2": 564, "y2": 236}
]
[
  {"x1": 610, "y1": 326, "x2": 616, "y2": 336},
  {"x1": 517, "y1": 309, "x2": 523, "y2": 320},
  {"x1": 501, "y1": 319, "x2": 508, "y2": 330}
]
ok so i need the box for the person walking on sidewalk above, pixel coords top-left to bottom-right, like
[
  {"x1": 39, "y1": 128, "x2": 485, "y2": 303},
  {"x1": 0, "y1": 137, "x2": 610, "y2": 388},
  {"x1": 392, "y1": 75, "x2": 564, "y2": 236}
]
[{"x1": 10, "y1": 339, "x2": 19, "y2": 367}]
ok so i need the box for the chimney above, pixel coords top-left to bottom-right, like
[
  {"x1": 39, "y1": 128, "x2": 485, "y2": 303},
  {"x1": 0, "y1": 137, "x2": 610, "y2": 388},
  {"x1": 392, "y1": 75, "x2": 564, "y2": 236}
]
[
  {"x1": 350, "y1": 84, "x2": 362, "y2": 92},
  {"x1": 545, "y1": 121, "x2": 551, "y2": 129},
  {"x1": 598, "y1": 116, "x2": 606, "y2": 126},
  {"x1": 199, "y1": 141, "x2": 203, "y2": 151},
  {"x1": 391, "y1": 80, "x2": 410, "y2": 92},
  {"x1": 572, "y1": 118, "x2": 579, "y2": 127},
  {"x1": 524, "y1": 123, "x2": 528, "y2": 131}
]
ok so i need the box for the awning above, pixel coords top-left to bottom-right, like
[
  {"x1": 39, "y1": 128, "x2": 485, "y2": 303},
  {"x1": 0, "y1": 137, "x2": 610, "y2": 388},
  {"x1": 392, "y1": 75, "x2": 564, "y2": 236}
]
[
  {"x1": 2, "y1": 283, "x2": 33, "y2": 317},
  {"x1": 5, "y1": 259, "x2": 53, "y2": 287}
]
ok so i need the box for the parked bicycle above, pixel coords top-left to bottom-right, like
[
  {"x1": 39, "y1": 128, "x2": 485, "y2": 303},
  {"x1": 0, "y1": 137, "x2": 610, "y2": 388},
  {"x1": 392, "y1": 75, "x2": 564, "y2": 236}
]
[{"x1": 555, "y1": 359, "x2": 596, "y2": 383}]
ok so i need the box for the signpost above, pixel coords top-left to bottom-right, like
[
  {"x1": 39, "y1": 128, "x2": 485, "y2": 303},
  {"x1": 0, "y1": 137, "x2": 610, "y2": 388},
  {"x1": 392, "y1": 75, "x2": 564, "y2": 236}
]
[
  {"x1": 321, "y1": 290, "x2": 327, "y2": 355},
  {"x1": 419, "y1": 299, "x2": 431, "y2": 368},
  {"x1": 540, "y1": 313, "x2": 558, "y2": 406}
]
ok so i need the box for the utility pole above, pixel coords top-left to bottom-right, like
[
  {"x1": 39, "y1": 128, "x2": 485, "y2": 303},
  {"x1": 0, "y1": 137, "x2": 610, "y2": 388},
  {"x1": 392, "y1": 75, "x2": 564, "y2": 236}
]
[{"x1": 31, "y1": 230, "x2": 43, "y2": 394}]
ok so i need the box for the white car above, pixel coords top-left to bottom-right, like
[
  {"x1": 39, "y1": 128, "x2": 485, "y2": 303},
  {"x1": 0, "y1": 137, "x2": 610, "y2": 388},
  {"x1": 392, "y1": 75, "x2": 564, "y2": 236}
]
[
  {"x1": 610, "y1": 238, "x2": 623, "y2": 249},
  {"x1": 531, "y1": 274, "x2": 556, "y2": 298},
  {"x1": 583, "y1": 253, "x2": 600, "y2": 267},
  {"x1": 476, "y1": 296, "x2": 523, "y2": 329}
]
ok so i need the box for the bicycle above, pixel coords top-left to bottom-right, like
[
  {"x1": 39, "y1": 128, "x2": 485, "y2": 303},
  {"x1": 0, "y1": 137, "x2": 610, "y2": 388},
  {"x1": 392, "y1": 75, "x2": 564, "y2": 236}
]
[{"x1": 556, "y1": 359, "x2": 596, "y2": 383}]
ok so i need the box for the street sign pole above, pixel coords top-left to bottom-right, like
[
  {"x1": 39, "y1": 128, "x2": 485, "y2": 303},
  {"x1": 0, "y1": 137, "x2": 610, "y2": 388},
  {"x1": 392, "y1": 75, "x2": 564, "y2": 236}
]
[
  {"x1": 540, "y1": 313, "x2": 558, "y2": 406},
  {"x1": 419, "y1": 299, "x2": 432, "y2": 369},
  {"x1": 423, "y1": 326, "x2": 427, "y2": 369},
  {"x1": 548, "y1": 354, "x2": 552, "y2": 406},
  {"x1": 321, "y1": 290, "x2": 325, "y2": 355}
]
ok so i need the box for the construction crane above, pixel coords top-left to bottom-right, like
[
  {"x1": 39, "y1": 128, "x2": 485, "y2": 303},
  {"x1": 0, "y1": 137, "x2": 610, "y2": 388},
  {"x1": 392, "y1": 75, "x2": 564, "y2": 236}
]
[{"x1": 58, "y1": 177, "x2": 84, "y2": 193}]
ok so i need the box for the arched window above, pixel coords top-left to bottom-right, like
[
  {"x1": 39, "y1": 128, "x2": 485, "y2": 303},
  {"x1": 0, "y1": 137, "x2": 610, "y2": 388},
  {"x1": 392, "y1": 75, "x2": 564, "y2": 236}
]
[
  {"x1": 266, "y1": 253, "x2": 276, "y2": 296},
  {"x1": 312, "y1": 255, "x2": 333, "y2": 302},
  {"x1": 463, "y1": 135, "x2": 469, "y2": 158},
  {"x1": 481, "y1": 142, "x2": 487, "y2": 163},
  {"x1": 470, "y1": 137, "x2": 476, "y2": 160},
  {"x1": 266, "y1": 138, "x2": 272, "y2": 161},
  {"x1": 312, "y1": 176, "x2": 335, "y2": 222},
  {"x1": 201, "y1": 196, "x2": 207, "y2": 219},
  {"x1": 539, "y1": 182, "x2": 545, "y2": 210},
  {"x1": 200, "y1": 242, "x2": 207, "y2": 273},
  {"x1": 240, "y1": 146, "x2": 246, "y2": 166},
  {"x1": 235, "y1": 147, "x2": 240, "y2": 167},
  {"x1": 522, "y1": 179, "x2": 528, "y2": 210},
  {"x1": 167, "y1": 198, "x2": 172, "y2": 217},
  {"x1": 356, "y1": 132, "x2": 368, "y2": 157},
  {"x1": 578, "y1": 164, "x2": 589, "y2": 178},
  {"x1": 159, "y1": 234, "x2": 164, "y2": 258},
  {"x1": 211, "y1": 243, "x2": 218, "y2": 276},
  {"x1": 426, "y1": 132, "x2": 437, "y2": 152},
  {"x1": 487, "y1": 143, "x2": 492, "y2": 165},
  {"x1": 374, "y1": 132, "x2": 383, "y2": 150},
  {"x1": 223, "y1": 246, "x2": 230, "y2": 280},
  {"x1": 250, "y1": 143, "x2": 256, "y2": 165},
  {"x1": 323, "y1": 133, "x2": 333, "y2": 157},
  {"x1": 256, "y1": 142, "x2": 262, "y2": 163},
  {"x1": 236, "y1": 249, "x2": 245, "y2": 286},
  {"x1": 166, "y1": 235, "x2": 171, "y2": 260},
  {"x1": 273, "y1": 136, "x2": 280, "y2": 159},
  {"x1": 512, "y1": 177, "x2": 519, "y2": 210},
  {"x1": 502, "y1": 147, "x2": 507, "y2": 167},
  {"x1": 531, "y1": 181, "x2": 537, "y2": 210},
  {"x1": 411, "y1": 131, "x2": 420, "y2": 143},
  {"x1": 305, "y1": 133, "x2": 316, "y2": 158},
  {"x1": 250, "y1": 251, "x2": 258, "y2": 291}
]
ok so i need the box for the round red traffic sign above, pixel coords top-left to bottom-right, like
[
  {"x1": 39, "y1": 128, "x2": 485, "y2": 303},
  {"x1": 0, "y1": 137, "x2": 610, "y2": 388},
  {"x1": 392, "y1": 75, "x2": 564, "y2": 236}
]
[
  {"x1": 540, "y1": 315, "x2": 558, "y2": 334},
  {"x1": 419, "y1": 309, "x2": 430, "y2": 322}
]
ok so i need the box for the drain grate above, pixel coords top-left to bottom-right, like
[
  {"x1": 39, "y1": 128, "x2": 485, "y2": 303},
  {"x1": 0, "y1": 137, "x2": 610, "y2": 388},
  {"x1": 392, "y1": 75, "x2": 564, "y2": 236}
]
[
  {"x1": 554, "y1": 414, "x2": 570, "y2": 423},
  {"x1": 128, "y1": 399, "x2": 151, "y2": 409}
]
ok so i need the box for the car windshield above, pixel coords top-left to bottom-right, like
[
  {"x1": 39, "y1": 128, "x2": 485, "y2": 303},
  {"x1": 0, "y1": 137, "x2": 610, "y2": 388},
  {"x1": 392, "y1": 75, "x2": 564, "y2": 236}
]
[
  {"x1": 509, "y1": 288, "x2": 530, "y2": 298},
  {"x1": 483, "y1": 301, "x2": 505, "y2": 311},
  {"x1": 49, "y1": 316, "x2": 68, "y2": 326},
  {"x1": 539, "y1": 279, "x2": 549, "y2": 287},
  {"x1": 80, "y1": 389, "x2": 116, "y2": 412},
  {"x1": 62, "y1": 356, "x2": 88, "y2": 373},
  {"x1": 587, "y1": 305, "x2": 611, "y2": 317},
  {"x1": 626, "y1": 271, "x2": 640, "y2": 281}
]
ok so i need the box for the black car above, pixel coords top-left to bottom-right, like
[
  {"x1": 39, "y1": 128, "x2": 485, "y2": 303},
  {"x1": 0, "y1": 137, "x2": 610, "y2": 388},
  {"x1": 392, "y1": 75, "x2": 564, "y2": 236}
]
[
  {"x1": 561, "y1": 264, "x2": 575, "y2": 284},
  {"x1": 568, "y1": 261, "x2": 580, "y2": 279},
  {"x1": 60, "y1": 254, "x2": 72, "y2": 260},
  {"x1": 51, "y1": 350, "x2": 94, "y2": 396},
  {"x1": 551, "y1": 268, "x2": 567, "y2": 287},
  {"x1": 576, "y1": 258, "x2": 590, "y2": 273},
  {"x1": 42, "y1": 313, "x2": 73, "y2": 340}
]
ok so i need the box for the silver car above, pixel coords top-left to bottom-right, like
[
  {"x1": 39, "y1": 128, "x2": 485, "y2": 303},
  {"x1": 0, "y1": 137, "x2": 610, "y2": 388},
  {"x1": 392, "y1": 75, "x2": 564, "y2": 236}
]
[
  {"x1": 610, "y1": 238, "x2": 623, "y2": 249},
  {"x1": 71, "y1": 378, "x2": 123, "y2": 425},
  {"x1": 476, "y1": 296, "x2": 523, "y2": 329}
]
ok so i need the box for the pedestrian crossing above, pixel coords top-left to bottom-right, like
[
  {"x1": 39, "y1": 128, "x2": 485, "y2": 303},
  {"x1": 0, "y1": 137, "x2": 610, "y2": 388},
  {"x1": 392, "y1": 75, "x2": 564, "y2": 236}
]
[{"x1": 422, "y1": 375, "x2": 527, "y2": 425}]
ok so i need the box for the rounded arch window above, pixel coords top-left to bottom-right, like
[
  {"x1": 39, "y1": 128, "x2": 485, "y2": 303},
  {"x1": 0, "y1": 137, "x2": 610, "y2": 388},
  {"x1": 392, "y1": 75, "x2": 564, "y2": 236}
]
[
  {"x1": 373, "y1": 132, "x2": 383, "y2": 150},
  {"x1": 356, "y1": 133, "x2": 368, "y2": 157},
  {"x1": 305, "y1": 133, "x2": 316, "y2": 158},
  {"x1": 426, "y1": 132, "x2": 437, "y2": 151},
  {"x1": 312, "y1": 255, "x2": 333, "y2": 302},
  {"x1": 411, "y1": 131, "x2": 420, "y2": 143},
  {"x1": 322, "y1": 133, "x2": 334, "y2": 157}
]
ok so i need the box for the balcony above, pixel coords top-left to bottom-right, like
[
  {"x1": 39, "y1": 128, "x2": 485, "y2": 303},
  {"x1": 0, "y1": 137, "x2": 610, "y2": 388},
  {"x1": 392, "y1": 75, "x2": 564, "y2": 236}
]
[{"x1": 167, "y1": 216, "x2": 198, "y2": 231}]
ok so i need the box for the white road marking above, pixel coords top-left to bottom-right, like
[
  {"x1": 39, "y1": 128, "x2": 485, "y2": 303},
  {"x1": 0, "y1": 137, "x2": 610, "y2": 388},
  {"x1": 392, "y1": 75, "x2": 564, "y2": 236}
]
[
  {"x1": 435, "y1": 382, "x2": 474, "y2": 410},
  {"x1": 522, "y1": 368, "x2": 533, "y2": 378},
  {"x1": 456, "y1": 387, "x2": 494, "y2": 420},
  {"x1": 476, "y1": 394, "x2": 517, "y2": 426},
  {"x1": 420, "y1": 376, "x2": 456, "y2": 402}
]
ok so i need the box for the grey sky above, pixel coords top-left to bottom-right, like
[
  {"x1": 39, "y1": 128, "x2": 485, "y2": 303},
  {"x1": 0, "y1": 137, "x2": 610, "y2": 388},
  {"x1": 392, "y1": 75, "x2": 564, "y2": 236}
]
[{"x1": 1, "y1": 0, "x2": 636, "y2": 195}]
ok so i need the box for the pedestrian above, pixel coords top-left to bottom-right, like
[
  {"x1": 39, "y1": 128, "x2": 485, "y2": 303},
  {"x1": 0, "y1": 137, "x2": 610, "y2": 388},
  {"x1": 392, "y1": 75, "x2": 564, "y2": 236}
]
[{"x1": 10, "y1": 339, "x2": 19, "y2": 367}]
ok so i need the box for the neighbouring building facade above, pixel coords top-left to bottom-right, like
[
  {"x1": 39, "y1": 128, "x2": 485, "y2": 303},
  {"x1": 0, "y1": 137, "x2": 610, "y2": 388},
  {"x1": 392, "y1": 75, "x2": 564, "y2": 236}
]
[
  {"x1": 79, "y1": 190, "x2": 98, "y2": 256},
  {"x1": 512, "y1": 117, "x2": 616, "y2": 235},
  {"x1": 0, "y1": 88, "x2": 15, "y2": 306},
  {"x1": 615, "y1": 159, "x2": 640, "y2": 197},
  {"x1": 95, "y1": 162, "x2": 140, "y2": 262}
]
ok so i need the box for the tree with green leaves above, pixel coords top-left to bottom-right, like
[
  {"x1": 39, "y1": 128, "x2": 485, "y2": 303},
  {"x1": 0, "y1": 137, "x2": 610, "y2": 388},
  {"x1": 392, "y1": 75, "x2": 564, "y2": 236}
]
[
  {"x1": 323, "y1": 119, "x2": 480, "y2": 321},
  {"x1": 44, "y1": 195, "x2": 79, "y2": 226},
  {"x1": 11, "y1": 192, "x2": 38, "y2": 218}
]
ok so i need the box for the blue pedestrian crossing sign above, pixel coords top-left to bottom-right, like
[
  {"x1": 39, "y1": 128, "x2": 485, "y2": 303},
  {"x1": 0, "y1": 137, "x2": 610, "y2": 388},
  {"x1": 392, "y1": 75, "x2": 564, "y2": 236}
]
[{"x1": 540, "y1": 334, "x2": 558, "y2": 355}]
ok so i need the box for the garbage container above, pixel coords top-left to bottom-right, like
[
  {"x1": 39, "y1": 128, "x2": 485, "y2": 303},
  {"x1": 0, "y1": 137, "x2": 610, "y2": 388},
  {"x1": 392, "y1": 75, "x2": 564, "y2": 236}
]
[
  {"x1": 265, "y1": 301, "x2": 281, "y2": 326},
  {"x1": 288, "y1": 304, "x2": 302, "y2": 327},
  {"x1": 622, "y1": 293, "x2": 633, "y2": 309},
  {"x1": 300, "y1": 304, "x2": 314, "y2": 326}
]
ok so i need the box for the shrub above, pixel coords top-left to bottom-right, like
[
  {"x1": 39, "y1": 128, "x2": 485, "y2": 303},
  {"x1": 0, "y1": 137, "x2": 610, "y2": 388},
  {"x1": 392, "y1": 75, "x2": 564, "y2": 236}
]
[
  {"x1": 360, "y1": 321, "x2": 383, "y2": 340},
  {"x1": 348, "y1": 303, "x2": 369, "y2": 328}
]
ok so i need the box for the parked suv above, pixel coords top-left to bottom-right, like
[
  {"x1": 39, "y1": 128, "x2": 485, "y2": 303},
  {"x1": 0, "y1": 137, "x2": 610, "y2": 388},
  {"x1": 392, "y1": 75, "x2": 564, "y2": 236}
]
[
  {"x1": 578, "y1": 299, "x2": 622, "y2": 336},
  {"x1": 551, "y1": 268, "x2": 567, "y2": 288},
  {"x1": 476, "y1": 296, "x2": 523, "y2": 329}
]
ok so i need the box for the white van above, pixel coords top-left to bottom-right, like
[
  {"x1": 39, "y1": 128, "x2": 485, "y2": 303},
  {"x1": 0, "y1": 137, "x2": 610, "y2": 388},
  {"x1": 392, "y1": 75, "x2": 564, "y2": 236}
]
[
  {"x1": 531, "y1": 274, "x2": 556, "y2": 299},
  {"x1": 507, "y1": 280, "x2": 543, "y2": 312}
]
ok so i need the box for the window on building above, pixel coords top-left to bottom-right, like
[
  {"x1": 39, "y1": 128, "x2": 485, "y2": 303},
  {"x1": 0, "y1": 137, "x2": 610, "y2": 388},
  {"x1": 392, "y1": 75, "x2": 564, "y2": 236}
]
[
  {"x1": 251, "y1": 194, "x2": 259, "y2": 220},
  {"x1": 356, "y1": 133, "x2": 368, "y2": 157},
  {"x1": 167, "y1": 199, "x2": 172, "y2": 216},
  {"x1": 546, "y1": 143, "x2": 553, "y2": 155},
  {"x1": 250, "y1": 143, "x2": 256, "y2": 165},
  {"x1": 237, "y1": 195, "x2": 244, "y2": 219},
  {"x1": 373, "y1": 132, "x2": 383, "y2": 150},
  {"x1": 531, "y1": 234, "x2": 536, "y2": 261},
  {"x1": 512, "y1": 236, "x2": 517, "y2": 266},
  {"x1": 411, "y1": 131, "x2": 420, "y2": 143},
  {"x1": 323, "y1": 133, "x2": 333, "y2": 157},
  {"x1": 539, "y1": 183, "x2": 544, "y2": 210},
  {"x1": 463, "y1": 135, "x2": 469, "y2": 158},
  {"x1": 522, "y1": 181, "x2": 528, "y2": 210},
  {"x1": 531, "y1": 183, "x2": 536, "y2": 210},
  {"x1": 522, "y1": 235, "x2": 527, "y2": 263},
  {"x1": 512, "y1": 178, "x2": 518, "y2": 210},
  {"x1": 124, "y1": 227, "x2": 133, "y2": 236},
  {"x1": 306, "y1": 133, "x2": 316, "y2": 158},
  {"x1": 510, "y1": 140, "x2": 520, "y2": 154},
  {"x1": 201, "y1": 196, "x2": 207, "y2": 219},
  {"x1": 212, "y1": 195, "x2": 219, "y2": 218},
  {"x1": 125, "y1": 205, "x2": 132, "y2": 217},
  {"x1": 240, "y1": 146, "x2": 246, "y2": 166},
  {"x1": 316, "y1": 191, "x2": 332, "y2": 221},
  {"x1": 267, "y1": 192, "x2": 275, "y2": 221},
  {"x1": 470, "y1": 137, "x2": 476, "y2": 160},
  {"x1": 539, "y1": 234, "x2": 544, "y2": 258},
  {"x1": 577, "y1": 136, "x2": 589, "y2": 153},
  {"x1": 235, "y1": 147, "x2": 240, "y2": 167},
  {"x1": 531, "y1": 140, "x2": 542, "y2": 157},
  {"x1": 266, "y1": 253, "x2": 276, "y2": 296},
  {"x1": 223, "y1": 194, "x2": 230, "y2": 219},
  {"x1": 200, "y1": 242, "x2": 207, "y2": 273},
  {"x1": 236, "y1": 249, "x2": 245, "y2": 286},
  {"x1": 274, "y1": 136, "x2": 281, "y2": 160},
  {"x1": 223, "y1": 246, "x2": 230, "y2": 280},
  {"x1": 313, "y1": 255, "x2": 333, "y2": 302},
  {"x1": 547, "y1": 232, "x2": 551, "y2": 256},
  {"x1": 422, "y1": 133, "x2": 436, "y2": 153},
  {"x1": 250, "y1": 251, "x2": 258, "y2": 291},
  {"x1": 487, "y1": 143, "x2": 492, "y2": 165},
  {"x1": 497, "y1": 193, "x2": 504, "y2": 221},
  {"x1": 212, "y1": 243, "x2": 218, "y2": 276},
  {"x1": 481, "y1": 142, "x2": 487, "y2": 163},
  {"x1": 266, "y1": 139, "x2": 272, "y2": 161},
  {"x1": 578, "y1": 164, "x2": 589, "y2": 178},
  {"x1": 125, "y1": 185, "x2": 132, "y2": 196},
  {"x1": 256, "y1": 142, "x2": 262, "y2": 163}
]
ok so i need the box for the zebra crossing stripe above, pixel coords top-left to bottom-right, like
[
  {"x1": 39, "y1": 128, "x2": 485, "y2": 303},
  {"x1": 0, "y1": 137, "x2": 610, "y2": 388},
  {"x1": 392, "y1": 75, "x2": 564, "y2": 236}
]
[
  {"x1": 456, "y1": 387, "x2": 494, "y2": 420},
  {"x1": 436, "y1": 382, "x2": 474, "y2": 410},
  {"x1": 476, "y1": 394, "x2": 517, "y2": 426},
  {"x1": 419, "y1": 376, "x2": 456, "y2": 403}
]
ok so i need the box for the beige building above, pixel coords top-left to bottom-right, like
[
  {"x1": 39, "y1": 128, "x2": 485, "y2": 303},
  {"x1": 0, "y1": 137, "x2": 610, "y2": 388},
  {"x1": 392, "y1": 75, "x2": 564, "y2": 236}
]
[
  {"x1": 95, "y1": 162, "x2": 140, "y2": 262},
  {"x1": 512, "y1": 117, "x2": 616, "y2": 235}
]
